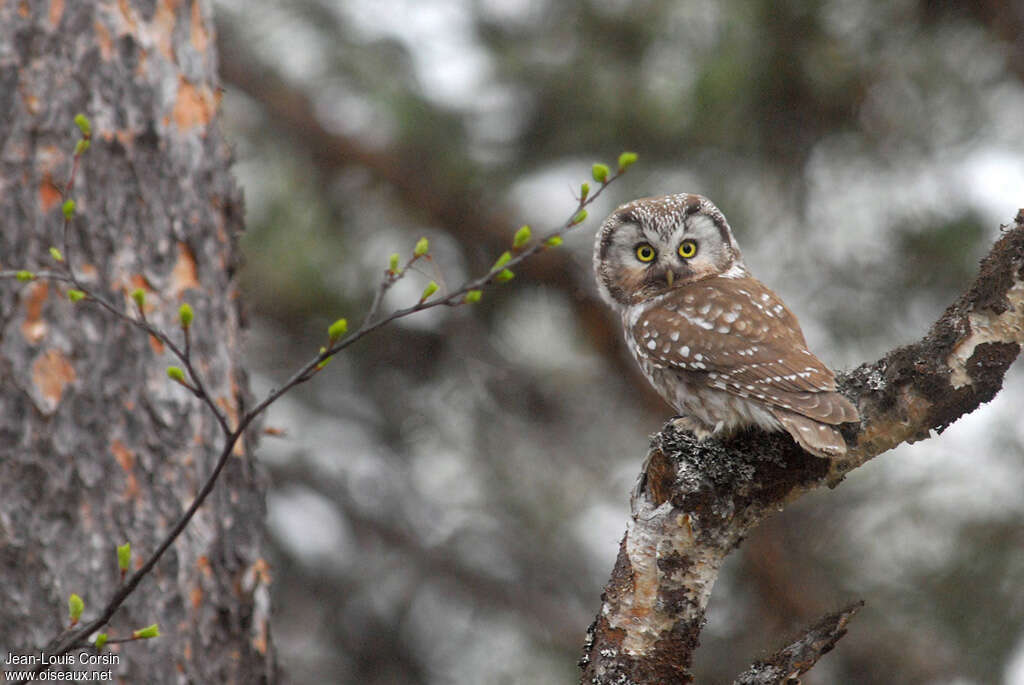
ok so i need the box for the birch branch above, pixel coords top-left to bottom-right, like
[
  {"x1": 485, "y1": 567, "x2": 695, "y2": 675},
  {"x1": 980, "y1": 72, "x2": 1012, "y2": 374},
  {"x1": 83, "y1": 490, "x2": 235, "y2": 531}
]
[{"x1": 580, "y1": 212, "x2": 1024, "y2": 684}]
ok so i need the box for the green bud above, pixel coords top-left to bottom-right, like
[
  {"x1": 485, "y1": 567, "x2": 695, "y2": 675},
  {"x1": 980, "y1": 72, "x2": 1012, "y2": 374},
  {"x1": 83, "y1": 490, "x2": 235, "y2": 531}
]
[
  {"x1": 492, "y1": 251, "x2": 512, "y2": 271},
  {"x1": 545, "y1": 236, "x2": 563, "y2": 248},
  {"x1": 328, "y1": 318, "x2": 348, "y2": 342},
  {"x1": 464, "y1": 289, "x2": 482, "y2": 304},
  {"x1": 572, "y1": 209, "x2": 588, "y2": 225},
  {"x1": 117, "y1": 542, "x2": 131, "y2": 571},
  {"x1": 591, "y1": 163, "x2": 610, "y2": 183},
  {"x1": 67, "y1": 289, "x2": 86, "y2": 303},
  {"x1": 16, "y1": 270, "x2": 35, "y2": 282},
  {"x1": 178, "y1": 303, "x2": 194, "y2": 328},
  {"x1": 389, "y1": 253, "x2": 400, "y2": 273},
  {"x1": 617, "y1": 151, "x2": 638, "y2": 171},
  {"x1": 580, "y1": 182, "x2": 590, "y2": 201},
  {"x1": 50, "y1": 246, "x2": 64, "y2": 262},
  {"x1": 94, "y1": 633, "x2": 108, "y2": 651},
  {"x1": 317, "y1": 348, "x2": 334, "y2": 370},
  {"x1": 131, "y1": 288, "x2": 146, "y2": 310},
  {"x1": 132, "y1": 624, "x2": 160, "y2": 640},
  {"x1": 74, "y1": 139, "x2": 91, "y2": 156},
  {"x1": 62, "y1": 199, "x2": 76, "y2": 220},
  {"x1": 414, "y1": 237, "x2": 429, "y2": 257},
  {"x1": 513, "y1": 225, "x2": 531, "y2": 248},
  {"x1": 69, "y1": 594, "x2": 84, "y2": 624},
  {"x1": 421, "y1": 280, "x2": 439, "y2": 301},
  {"x1": 74, "y1": 113, "x2": 92, "y2": 137},
  {"x1": 167, "y1": 366, "x2": 186, "y2": 383},
  {"x1": 495, "y1": 269, "x2": 515, "y2": 283}
]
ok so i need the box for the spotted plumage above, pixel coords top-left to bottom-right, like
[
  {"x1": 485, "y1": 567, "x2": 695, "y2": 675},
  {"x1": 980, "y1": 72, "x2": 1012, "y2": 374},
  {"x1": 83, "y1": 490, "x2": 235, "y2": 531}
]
[{"x1": 594, "y1": 193, "x2": 859, "y2": 458}]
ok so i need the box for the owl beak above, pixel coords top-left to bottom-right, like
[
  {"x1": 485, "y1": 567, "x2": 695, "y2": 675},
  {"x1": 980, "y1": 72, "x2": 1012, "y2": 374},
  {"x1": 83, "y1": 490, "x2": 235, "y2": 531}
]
[{"x1": 665, "y1": 269, "x2": 675, "y2": 287}]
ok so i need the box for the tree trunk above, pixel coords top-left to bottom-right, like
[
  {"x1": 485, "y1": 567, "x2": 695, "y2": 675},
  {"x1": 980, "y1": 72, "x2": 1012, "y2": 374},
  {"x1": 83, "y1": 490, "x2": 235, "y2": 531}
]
[{"x1": 0, "y1": 1, "x2": 272, "y2": 682}]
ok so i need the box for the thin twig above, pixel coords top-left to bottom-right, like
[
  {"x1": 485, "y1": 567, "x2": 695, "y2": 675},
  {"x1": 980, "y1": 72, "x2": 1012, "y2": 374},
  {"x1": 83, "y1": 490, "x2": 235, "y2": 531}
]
[{"x1": 10, "y1": 158, "x2": 629, "y2": 683}]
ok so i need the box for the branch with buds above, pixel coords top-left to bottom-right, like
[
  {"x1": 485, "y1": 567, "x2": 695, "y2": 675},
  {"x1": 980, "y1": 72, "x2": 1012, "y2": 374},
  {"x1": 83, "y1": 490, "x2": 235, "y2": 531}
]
[{"x1": 1, "y1": 113, "x2": 638, "y2": 682}]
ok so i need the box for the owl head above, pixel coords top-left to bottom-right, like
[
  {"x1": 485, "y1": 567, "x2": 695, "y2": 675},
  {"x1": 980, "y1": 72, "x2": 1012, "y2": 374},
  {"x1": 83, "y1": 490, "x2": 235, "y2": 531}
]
[{"x1": 593, "y1": 193, "x2": 747, "y2": 309}]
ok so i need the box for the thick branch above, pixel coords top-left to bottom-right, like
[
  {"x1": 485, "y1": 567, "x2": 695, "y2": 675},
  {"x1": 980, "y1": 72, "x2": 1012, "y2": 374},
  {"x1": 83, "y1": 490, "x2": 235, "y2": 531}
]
[{"x1": 581, "y1": 215, "x2": 1024, "y2": 684}]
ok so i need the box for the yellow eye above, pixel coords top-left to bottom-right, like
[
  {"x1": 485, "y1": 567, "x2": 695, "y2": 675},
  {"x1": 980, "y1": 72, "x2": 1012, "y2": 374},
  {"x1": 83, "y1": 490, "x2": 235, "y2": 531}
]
[
  {"x1": 635, "y1": 243, "x2": 656, "y2": 262},
  {"x1": 678, "y1": 240, "x2": 698, "y2": 259}
]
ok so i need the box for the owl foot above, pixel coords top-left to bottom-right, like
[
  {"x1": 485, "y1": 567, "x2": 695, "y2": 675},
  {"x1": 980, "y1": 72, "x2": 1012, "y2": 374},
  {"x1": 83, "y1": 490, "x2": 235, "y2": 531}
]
[{"x1": 669, "y1": 415, "x2": 717, "y2": 440}]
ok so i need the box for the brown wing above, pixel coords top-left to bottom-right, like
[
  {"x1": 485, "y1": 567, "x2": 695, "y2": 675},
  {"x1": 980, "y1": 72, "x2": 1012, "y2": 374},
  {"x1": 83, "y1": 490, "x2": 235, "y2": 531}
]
[{"x1": 632, "y1": 276, "x2": 858, "y2": 424}]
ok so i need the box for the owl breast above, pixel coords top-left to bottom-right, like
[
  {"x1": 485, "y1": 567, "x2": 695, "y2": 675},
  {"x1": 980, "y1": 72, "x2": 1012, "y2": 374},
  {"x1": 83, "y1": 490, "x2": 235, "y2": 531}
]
[{"x1": 623, "y1": 306, "x2": 782, "y2": 435}]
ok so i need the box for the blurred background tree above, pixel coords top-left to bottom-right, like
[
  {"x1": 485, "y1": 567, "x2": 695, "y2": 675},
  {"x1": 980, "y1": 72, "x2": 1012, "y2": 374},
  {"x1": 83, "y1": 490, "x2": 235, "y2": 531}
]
[{"x1": 213, "y1": 1, "x2": 1024, "y2": 682}]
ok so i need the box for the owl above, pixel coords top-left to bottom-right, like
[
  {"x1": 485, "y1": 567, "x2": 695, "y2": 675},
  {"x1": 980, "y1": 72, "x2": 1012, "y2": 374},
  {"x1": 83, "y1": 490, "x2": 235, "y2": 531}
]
[{"x1": 593, "y1": 193, "x2": 859, "y2": 458}]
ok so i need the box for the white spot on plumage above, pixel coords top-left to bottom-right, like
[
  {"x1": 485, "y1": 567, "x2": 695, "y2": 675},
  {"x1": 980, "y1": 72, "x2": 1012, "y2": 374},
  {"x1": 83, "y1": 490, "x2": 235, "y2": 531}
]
[{"x1": 646, "y1": 340, "x2": 656, "y2": 350}]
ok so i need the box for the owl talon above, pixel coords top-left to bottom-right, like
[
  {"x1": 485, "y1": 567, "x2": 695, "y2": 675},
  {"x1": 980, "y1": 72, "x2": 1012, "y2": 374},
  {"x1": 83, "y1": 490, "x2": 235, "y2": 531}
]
[{"x1": 669, "y1": 416, "x2": 713, "y2": 439}]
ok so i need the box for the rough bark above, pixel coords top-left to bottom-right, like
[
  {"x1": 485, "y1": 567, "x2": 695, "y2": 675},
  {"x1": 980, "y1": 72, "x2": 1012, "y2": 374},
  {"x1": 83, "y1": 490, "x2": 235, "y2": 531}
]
[
  {"x1": 732, "y1": 602, "x2": 863, "y2": 684},
  {"x1": 0, "y1": 1, "x2": 272, "y2": 682},
  {"x1": 580, "y1": 216, "x2": 1024, "y2": 683}
]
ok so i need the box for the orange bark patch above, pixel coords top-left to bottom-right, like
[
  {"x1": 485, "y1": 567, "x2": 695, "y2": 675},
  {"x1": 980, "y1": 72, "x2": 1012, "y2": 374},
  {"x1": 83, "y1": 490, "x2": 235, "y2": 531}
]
[
  {"x1": 217, "y1": 394, "x2": 244, "y2": 455},
  {"x1": 48, "y1": 0, "x2": 63, "y2": 27},
  {"x1": 129, "y1": 273, "x2": 151, "y2": 290},
  {"x1": 190, "y1": 584, "x2": 203, "y2": 609},
  {"x1": 111, "y1": 439, "x2": 134, "y2": 471},
  {"x1": 153, "y1": 0, "x2": 178, "y2": 59},
  {"x1": 148, "y1": 334, "x2": 165, "y2": 355},
  {"x1": 253, "y1": 624, "x2": 268, "y2": 656},
  {"x1": 95, "y1": 20, "x2": 113, "y2": 60},
  {"x1": 190, "y1": 0, "x2": 209, "y2": 52},
  {"x1": 172, "y1": 78, "x2": 214, "y2": 130},
  {"x1": 171, "y1": 241, "x2": 199, "y2": 296},
  {"x1": 197, "y1": 555, "x2": 212, "y2": 578},
  {"x1": 31, "y1": 348, "x2": 76, "y2": 411},
  {"x1": 111, "y1": 439, "x2": 140, "y2": 499},
  {"x1": 117, "y1": 0, "x2": 136, "y2": 30},
  {"x1": 251, "y1": 558, "x2": 272, "y2": 585},
  {"x1": 20, "y1": 280, "x2": 49, "y2": 343},
  {"x1": 39, "y1": 174, "x2": 61, "y2": 213},
  {"x1": 77, "y1": 262, "x2": 98, "y2": 281},
  {"x1": 18, "y1": 1, "x2": 29, "y2": 18}
]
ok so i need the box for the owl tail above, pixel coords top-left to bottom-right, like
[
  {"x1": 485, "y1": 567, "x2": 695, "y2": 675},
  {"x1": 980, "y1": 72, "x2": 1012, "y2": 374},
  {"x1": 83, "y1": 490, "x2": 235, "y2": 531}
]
[{"x1": 770, "y1": 409, "x2": 849, "y2": 459}]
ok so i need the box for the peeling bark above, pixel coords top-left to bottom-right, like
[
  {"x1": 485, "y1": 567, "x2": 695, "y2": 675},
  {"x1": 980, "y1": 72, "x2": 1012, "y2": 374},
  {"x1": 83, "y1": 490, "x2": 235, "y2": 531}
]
[
  {"x1": 0, "y1": 1, "x2": 272, "y2": 682},
  {"x1": 581, "y1": 218, "x2": 1024, "y2": 684}
]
